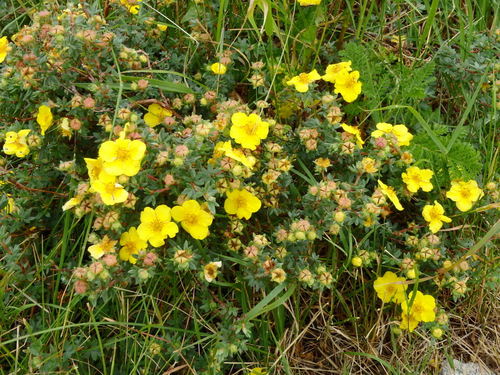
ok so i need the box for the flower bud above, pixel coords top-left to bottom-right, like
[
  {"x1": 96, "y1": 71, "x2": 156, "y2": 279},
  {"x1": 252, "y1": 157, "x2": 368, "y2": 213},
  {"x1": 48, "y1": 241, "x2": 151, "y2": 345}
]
[
  {"x1": 138, "y1": 269, "x2": 150, "y2": 280},
  {"x1": 74, "y1": 280, "x2": 87, "y2": 294},
  {"x1": 102, "y1": 254, "x2": 117, "y2": 267},
  {"x1": 143, "y1": 252, "x2": 158, "y2": 266},
  {"x1": 83, "y1": 97, "x2": 95, "y2": 109},
  {"x1": 431, "y1": 327, "x2": 444, "y2": 339},
  {"x1": 334, "y1": 211, "x2": 345, "y2": 223},
  {"x1": 351, "y1": 256, "x2": 363, "y2": 267}
]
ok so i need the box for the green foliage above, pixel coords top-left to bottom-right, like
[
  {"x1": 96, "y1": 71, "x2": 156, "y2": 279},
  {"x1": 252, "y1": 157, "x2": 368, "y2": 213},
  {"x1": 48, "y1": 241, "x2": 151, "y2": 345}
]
[
  {"x1": 338, "y1": 42, "x2": 436, "y2": 120},
  {"x1": 410, "y1": 124, "x2": 483, "y2": 184}
]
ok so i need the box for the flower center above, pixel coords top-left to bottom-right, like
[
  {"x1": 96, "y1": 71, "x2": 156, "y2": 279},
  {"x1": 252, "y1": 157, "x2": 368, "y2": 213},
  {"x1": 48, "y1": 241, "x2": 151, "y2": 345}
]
[
  {"x1": 206, "y1": 266, "x2": 216, "y2": 278},
  {"x1": 298, "y1": 73, "x2": 310, "y2": 84},
  {"x1": 105, "y1": 182, "x2": 117, "y2": 194},
  {"x1": 429, "y1": 208, "x2": 441, "y2": 221},
  {"x1": 460, "y1": 189, "x2": 471, "y2": 199},
  {"x1": 235, "y1": 196, "x2": 248, "y2": 209},
  {"x1": 412, "y1": 303, "x2": 424, "y2": 314},
  {"x1": 150, "y1": 218, "x2": 164, "y2": 233},
  {"x1": 244, "y1": 120, "x2": 257, "y2": 135},
  {"x1": 117, "y1": 147, "x2": 130, "y2": 161},
  {"x1": 411, "y1": 174, "x2": 422, "y2": 183},
  {"x1": 183, "y1": 213, "x2": 198, "y2": 226}
]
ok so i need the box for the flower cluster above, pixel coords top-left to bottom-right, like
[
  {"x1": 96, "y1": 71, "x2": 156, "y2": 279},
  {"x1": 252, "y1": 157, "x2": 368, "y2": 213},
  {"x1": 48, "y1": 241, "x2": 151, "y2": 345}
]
[
  {"x1": 286, "y1": 61, "x2": 362, "y2": 102},
  {"x1": 374, "y1": 272, "x2": 436, "y2": 333}
]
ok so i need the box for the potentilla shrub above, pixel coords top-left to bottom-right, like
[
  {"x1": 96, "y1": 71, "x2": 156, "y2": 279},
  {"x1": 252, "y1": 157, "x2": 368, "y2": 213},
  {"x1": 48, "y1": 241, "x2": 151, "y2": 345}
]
[{"x1": 1, "y1": 1, "x2": 499, "y2": 370}]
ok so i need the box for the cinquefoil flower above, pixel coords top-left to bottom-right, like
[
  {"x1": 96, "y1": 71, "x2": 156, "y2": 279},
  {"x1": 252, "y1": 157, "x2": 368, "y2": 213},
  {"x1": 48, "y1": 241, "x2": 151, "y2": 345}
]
[
  {"x1": 3, "y1": 129, "x2": 31, "y2": 157},
  {"x1": 37, "y1": 105, "x2": 53, "y2": 136},
  {"x1": 378, "y1": 180, "x2": 403, "y2": 211},
  {"x1": 334, "y1": 70, "x2": 362, "y2": 102},
  {"x1": 91, "y1": 173, "x2": 128, "y2": 206},
  {"x1": 298, "y1": 0, "x2": 321, "y2": 5},
  {"x1": 322, "y1": 61, "x2": 352, "y2": 83},
  {"x1": 98, "y1": 137, "x2": 146, "y2": 176},
  {"x1": 374, "y1": 271, "x2": 407, "y2": 303},
  {"x1": 211, "y1": 63, "x2": 227, "y2": 75},
  {"x1": 204, "y1": 261, "x2": 222, "y2": 282},
  {"x1": 400, "y1": 291, "x2": 436, "y2": 332},
  {"x1": 88, "y1": 235, "x2": 117, "y2": 259},
  {"x1": 119, "y1": 227, "x2": 147, "y2": 264},
  {"x1": 137, "y1": 205, "x2": 179, "y2": 247},
  {"x1": 85, "y1": 157, "x2": 106, "y2": 182},
  {"x1": 120, "y1": 0, "x2": 141, "y2": 13},
  {"x1": 0, "y1": 36, "x2": 9, "y2": 63},
  {"x1": 171, "y1": 200, "x2": 214, "y2": 240},
  {"x1": 286, "y1": 70, "x2": 321, "y2": 92},
  {"x1": 216, "y1": 141, "x2": 256, "y2": 168},
  {"x1": 446, "y1": 179, "x2": 483, "y2": 212},
  {"x1": 230, "y1": 113, "x2": 269, "y2": 150},
  {"x1": 371, "y1": 123, "x2": 413, "y2": 147},
  {"x1": 422, "y1": 201, "x2": 451, "y2": 233},
  {"x1": 144, "y1": 103, "x2": 172, "y2": 127},
  {"x1": 224, "y1": 189, "x2": 261, "y2": 219},
  {"x1": 341, "y1": 123, "x2": 364, "y2": 148},
  {"x1": 402, "y1": 166, "x2": 434, "y2": 193}
]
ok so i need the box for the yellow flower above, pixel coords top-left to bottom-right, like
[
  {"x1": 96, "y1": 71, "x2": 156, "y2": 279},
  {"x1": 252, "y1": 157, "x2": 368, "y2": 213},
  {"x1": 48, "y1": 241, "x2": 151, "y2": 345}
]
[
  {"x1": 98, "y1": 137, "x2": 146, "y2": 176},
  {"x1": 36, "y1": 105, "x2": 53, "y2": 136},
  {"x1": 85, "y1": 157, "x2": 106, "y2": 182},
  {"x1": 400, "y1": 291, "x2": 436, "y2": 332},
  {"x1": 314, "y1": 157, "x2": 331, "y2": 169},
  {"x1": 143, "y1": 103, "x2": 172, "y2": 127},
  {"x1": 0, "y1": 36, "x2": 8, "y2": 63},
  {"x1": 62, "y1": 195, "x2": 84, "y2": 211},
  {"x1": 3, "y1": 129, "x2": 31, "y2": 157},
  {"x1": 120, "y1": 0, "x2": 141, "y2": 13},
  {"x1": 91, "y1": 173, "x2": 129, "y2": 206},
  {"x1": 334, "y1": 70, "x2": 362, "y2": 102},
  {"x1": 378, "y1": 180, "x2": 403, "y2": 211},
  {"x1": 392, "y1": 124, "x2": 413, "y2": 146},
  {"x1": 248, "y1": 368, "x2": 267, "y2": 375},
  {"x1": 371, "y1": 123, "x2": 413, "y2": 146},
  {"x1": 137, "y1": 205, "x2": 179, "y2": 247},
  {"x1": 422, "y1": 201, "x2": 452, "y2": 233},
  {"x1": 217, "y1": 141, "x2": 256, "y2": 168},
  {"x1": 59, "y1": 118, "x2": 72, "y2": 138},
  {"x1": 88, "y1": 235, "x2": 117, "y2": 259},
  {"x1": 119, "y1": 227, "x2": 147, "y2": 264},
  {"x1": 271, "y1": 268, "x2": 286, "y2": 283},
  {"x1": 224, "y1": 189, "x2": 261, "y2": 220},
  {"x1": 286, "y1": 69, "x2": 321, "y2": 92},
  {"x1": 371, "y1": 122, "x2": 393, "y2": 138},
  {"x1": 211, "y1": 62, "x2": 227, "y2": 75},
  {"x1": 362, "y1": 157, "x2": 378, "y2": 174},
  {"x1": 400, "y1": 311, "x2": 419, "y2": 332},
  {"x1": 171, "y1": 200, "x2": 214, "y2": 240},
  {"x1": 446, "y1": 180, "x2": 483, "y2": 212},
  {"x1": 1, "y1": 194, "x2": 15, "y2": 214},
  {"x1": 402, "y1": 166, "x2": 434, "y2": 193},
  {"x1": 204, "y1": 261, "x2": 222, "y2": 282},
  {"x1": 341, "y1": 123, "x2": 364, "y2": 147},
  {"x1": 322, "y1": 61, "x2": 352, "y2": 83},
  {"x1": 230, "y1": 113, "x2": 269, "y2": 150},
  {"x1": 298, "y1": 0, "x2": 321, "y2": 5},
  {"x1": 373, "y1": 271, "x2": 407, "y2": 303}
]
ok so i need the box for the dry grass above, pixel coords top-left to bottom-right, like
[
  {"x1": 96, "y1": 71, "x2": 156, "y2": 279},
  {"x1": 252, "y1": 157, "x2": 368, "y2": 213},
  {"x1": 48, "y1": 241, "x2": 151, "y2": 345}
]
[{"x1": 259, "y1": 276, "x2": 500, "y2": 374}]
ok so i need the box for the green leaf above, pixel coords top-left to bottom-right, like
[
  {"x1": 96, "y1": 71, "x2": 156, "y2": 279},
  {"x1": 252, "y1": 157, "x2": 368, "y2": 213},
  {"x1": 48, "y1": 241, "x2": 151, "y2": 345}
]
[{"x1": 121, "y1": 76, "x2": 194, "y2": 94}]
